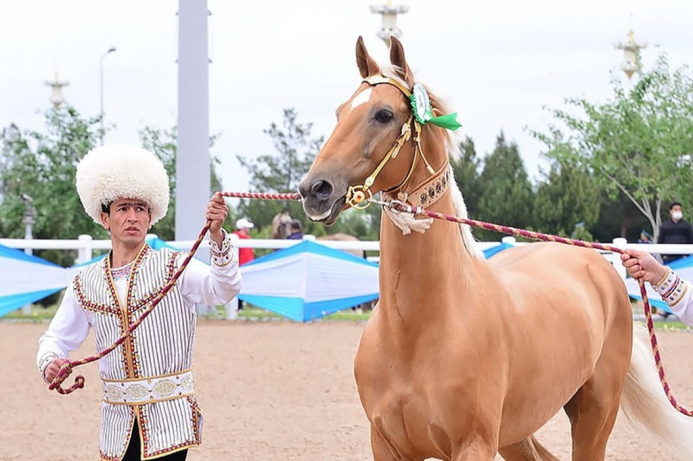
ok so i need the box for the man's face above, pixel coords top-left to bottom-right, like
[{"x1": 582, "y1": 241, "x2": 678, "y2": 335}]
[
  {"x1": 101, "y1": 198, "x2": 152, "y2": 245},
  {"x1": 671, "y1": 205, "x2": 683, "y2": 221}
]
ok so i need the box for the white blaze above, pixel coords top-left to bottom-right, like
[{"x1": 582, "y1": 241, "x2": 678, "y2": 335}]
[{"x1": 350, "y1": 88, "x2": 372, "y2": 109}]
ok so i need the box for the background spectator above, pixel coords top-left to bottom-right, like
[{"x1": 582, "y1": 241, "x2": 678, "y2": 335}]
[
  {"x1": 657, "y1": 202, "x2": 693, "y2": 264},
  {"x1": 286, "y1": 220, "x2": 303, "y2": 240},
  {"x1": 233, "y1": 218, "x2": 255, "y2": 265}
]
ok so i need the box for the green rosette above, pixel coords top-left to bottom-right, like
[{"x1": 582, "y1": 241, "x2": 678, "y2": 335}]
[{"x1": 409, "y1": 82, "x2": 462, "y2": 131}]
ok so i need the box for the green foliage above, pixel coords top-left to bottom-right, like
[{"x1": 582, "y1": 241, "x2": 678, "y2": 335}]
[
  {"x1": 475, "y1": 132, "x2": 534, "y2": 241},
  {"x1": 532, "y1": 55, "x2": 693, "y2": 241},
  {"x1": 0, "y1": 106, "x2": 103, "y2": 266},
  {"x1": 0, "y1": 108, "x2": 223, "y2": 254},
  {"x1": 450, "y1": 136, "x2": 483, "y2": 217},
  {"x1": 533, "y1": 158, "x2": 600, "y2": 238},
  {"x1": 235, "y1": 108, "x2": 322, "y2": 233}
]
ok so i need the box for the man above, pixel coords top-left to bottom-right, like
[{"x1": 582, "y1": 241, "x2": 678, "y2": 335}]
[
  {"x1": 232, "y1": 217, "x2": 255, "y2": 265},
  {"x1": 36, "y1": 145, "x2": 241, "y2": 461},
  {"x1": 286, "y1": 219, "x2": 303, "y2": 240},
  {"x1": 621, "y1": 248, "x2": 693, "y2": 325},
  {"x1": 657, "y1": 202, "x2": 693, "y2": 264}
]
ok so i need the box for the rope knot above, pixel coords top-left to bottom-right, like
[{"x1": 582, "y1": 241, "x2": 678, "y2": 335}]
[{"x1": 48, "y1": 362, "x2": 84, "y2": 394}]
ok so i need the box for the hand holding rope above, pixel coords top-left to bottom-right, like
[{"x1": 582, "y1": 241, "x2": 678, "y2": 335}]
[{"x1": 47, "y1": 191, "x2": 301, "y2": 395}]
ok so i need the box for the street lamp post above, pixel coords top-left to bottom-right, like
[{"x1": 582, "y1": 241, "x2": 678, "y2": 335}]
[{"x1": 100, "y1": 47, "x2": 117, "y2": 145}]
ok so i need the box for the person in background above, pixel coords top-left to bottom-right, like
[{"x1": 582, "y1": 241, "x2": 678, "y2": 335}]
[
  {"x1": 621, "y1": 248, "x2": 693, "y2": 325},
  {"x1": 232, "y1": 218, "x2": 255, "y2": 265},
  {"x1": 638, "y1": 229, "x2": 652, "y2": 244},
  {"x1": 37, "y1": 145, "x2": 242, "y2": 460},
  {"x1": 657, "y1": 202, "x2": 693, "y2": 264},
  {"x1": 286, "y1": 219, "x2": 304, "y2": 240}
]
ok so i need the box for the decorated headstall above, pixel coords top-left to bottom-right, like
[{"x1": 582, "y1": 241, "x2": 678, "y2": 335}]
[{"x1": 345, "y1": 75, "x2": 462, "y2": 209}]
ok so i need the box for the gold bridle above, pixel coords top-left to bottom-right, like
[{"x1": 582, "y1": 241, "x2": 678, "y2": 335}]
[{"x1": 345, "y1": 75, "x2": 437, "y2": 209}]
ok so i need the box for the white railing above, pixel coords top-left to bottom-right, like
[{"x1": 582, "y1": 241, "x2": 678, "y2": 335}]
[
  {"x1": 5, "y1": 234, "x2": 693, "y2": 318},
  {"x1": 4, "y1": 234, "x2": 693, "y2": 277}
]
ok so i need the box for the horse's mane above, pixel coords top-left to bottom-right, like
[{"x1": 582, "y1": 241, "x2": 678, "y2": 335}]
[{"x1": 382, "y1": 67, "x2": 480, "y2": 259}]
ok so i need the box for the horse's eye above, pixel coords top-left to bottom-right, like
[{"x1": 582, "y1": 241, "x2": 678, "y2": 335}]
[{"x1": 374, "y1": 109, "x2": 394, "y2": 124}]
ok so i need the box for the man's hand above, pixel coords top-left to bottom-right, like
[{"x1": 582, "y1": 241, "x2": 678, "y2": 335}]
[
  {"x1": 206, "y1": 192, "x2": 228, "y2": 247},
  {"x1": 620, "y1": 248, "x2": 669, "y2": 285},
  {"x1": 43, "y1": 358, "x2": 70, "y2": 384}
]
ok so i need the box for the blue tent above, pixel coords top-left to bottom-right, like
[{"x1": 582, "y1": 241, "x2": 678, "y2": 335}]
[
  {"x1": 0, "y1": 237, "x2": 518, "y2": 319},
  {"x1": 0, "y1": 244, "x2": 74, "y2": 317},
  {"x1": 238, "y1": 240, "x2": 379, "y2": 322}
]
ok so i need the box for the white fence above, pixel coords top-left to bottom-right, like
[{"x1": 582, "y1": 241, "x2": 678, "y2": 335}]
[
  {"x1": 6, "y1": 233, "x2": 693, "y2": 318},
  {"x1": 4, "y1": 234, "x2": 693, "y2": 283}
]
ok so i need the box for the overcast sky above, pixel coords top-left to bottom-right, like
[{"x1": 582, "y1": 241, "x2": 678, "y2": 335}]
[{"x1": 2, "y1": 0, "x2": 693, "y2": 194}]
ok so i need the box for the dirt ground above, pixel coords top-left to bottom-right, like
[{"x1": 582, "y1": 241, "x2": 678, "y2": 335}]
[{"x1": 2, "y1": 321, "x2": 692, "y2": 461}]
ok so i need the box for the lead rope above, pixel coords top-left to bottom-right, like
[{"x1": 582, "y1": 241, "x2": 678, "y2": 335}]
[
  {"x1": 49, "y1": 191, "x2": 304, "y2": 395},
  {"x1": 50, "y1": 191, "x2": 691, "y2": 418}
]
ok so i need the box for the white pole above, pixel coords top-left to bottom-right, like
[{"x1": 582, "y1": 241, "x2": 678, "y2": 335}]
[
  {"x1": 99, "y1": 47, "x2": 116, "y2": 145},
  {"x1": 612, "y1": 237, "x2": 628, "y2": 281}
]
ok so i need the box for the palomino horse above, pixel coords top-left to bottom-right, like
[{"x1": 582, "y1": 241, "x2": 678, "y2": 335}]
[
  {"x1": 271, "y1": 211, "x2": 293, "y2": 239},
  {"x1": 299, "y1": 36, "x2": 693, "y2": 460}
]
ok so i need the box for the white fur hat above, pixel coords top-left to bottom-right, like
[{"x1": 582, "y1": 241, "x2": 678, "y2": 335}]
[{"x1": 76, "y1": 145, "x2": 170, "y2": 225}]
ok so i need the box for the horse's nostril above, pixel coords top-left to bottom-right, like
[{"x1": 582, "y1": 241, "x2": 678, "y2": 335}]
[{"x1": 310, "y1": 180, "x2": 334, "y2": 200}]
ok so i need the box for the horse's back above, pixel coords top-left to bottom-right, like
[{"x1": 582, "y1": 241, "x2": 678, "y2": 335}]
[
  {"x1": 489, "y1": 242, "x2": 628, "y2": 305},
  {"x1": 486, "y1": 242, "x2": 631, "y2": 382}
]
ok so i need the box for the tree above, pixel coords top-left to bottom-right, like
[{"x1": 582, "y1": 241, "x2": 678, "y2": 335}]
[
  {"x1": 476, "y1": 132, "x2": 534, "y2": 241},
  {"x1": 139, "y1": 126, "x2": 223, "y2": 240},
  {"x1": 450, "y1": 136, "x2": 483, "y2": 218},
  {"x1": 533, "y1": 158, "x2": 601, "y2": 239},
  {"x1": 532, "y1": 55, "x2": 693, "y2": 241},
  {"x1": 0, "y1": 107, "x2": 223, "y2": 250},
  {"x1": 236, "y1": 108, "x2": 325, "y2": 235},
  {"x1": 0, "y1": 106, "x2": 103, "y2": 266}
]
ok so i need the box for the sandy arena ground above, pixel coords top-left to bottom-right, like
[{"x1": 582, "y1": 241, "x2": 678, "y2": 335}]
[{"x1": 2, "y1": 321, "x2": 692, "y2": 461}]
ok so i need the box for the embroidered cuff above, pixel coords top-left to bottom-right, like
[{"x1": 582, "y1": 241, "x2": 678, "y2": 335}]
[
  {"x1": 653, "y1": 269, "x2": 687, "y2": 307},
  {"x1": 38, "y1": 352, "x2": 59, "y2": 382},
  {"x1": 209, "y1": 229, "x2": 234, "y2": 267}
]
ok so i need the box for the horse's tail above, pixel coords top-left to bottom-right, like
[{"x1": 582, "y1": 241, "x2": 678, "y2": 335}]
[{"x1": 619, "y1": 324, "x2": 693, "y2": 458}]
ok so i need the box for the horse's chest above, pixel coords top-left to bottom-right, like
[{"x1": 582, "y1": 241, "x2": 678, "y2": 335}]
[{"x1": 366, "y1": 385, "x2": 456, "y2": 459}]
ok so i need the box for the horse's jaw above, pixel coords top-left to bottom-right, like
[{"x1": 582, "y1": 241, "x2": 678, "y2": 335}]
[{"x1": 302, "y1": 195, "x2": 348, "y2": 226}]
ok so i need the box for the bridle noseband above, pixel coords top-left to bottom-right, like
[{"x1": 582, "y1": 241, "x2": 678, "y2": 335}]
[{"x1": 345, "y1": 75, "x2": 437, "y2": 209}]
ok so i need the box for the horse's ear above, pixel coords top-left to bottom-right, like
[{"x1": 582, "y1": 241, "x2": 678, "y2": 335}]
[
  {"x1": 356, "y1": 36, "x2": 380, "y2": 78},
  {"x1": 389, "y1": 36, "x2": 414, "y2": 87}
]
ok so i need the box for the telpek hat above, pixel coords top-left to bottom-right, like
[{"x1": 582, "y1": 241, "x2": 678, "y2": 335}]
[
  {"x1": 76, "y1": 145, "x2": 170, "y2": 225},
  {"x1": 235, "y1": 218, "x2": 254, "y2": 230}
]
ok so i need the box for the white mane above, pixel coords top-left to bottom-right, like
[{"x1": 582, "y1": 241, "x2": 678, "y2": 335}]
[{"x1": 448, "y1": 165, "x2": 484, "y2": 260}]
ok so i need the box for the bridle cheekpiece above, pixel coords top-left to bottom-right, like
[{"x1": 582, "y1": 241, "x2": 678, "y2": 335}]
[{"x1": 345, "y1": 75, "x2": 459, "y2": 210}]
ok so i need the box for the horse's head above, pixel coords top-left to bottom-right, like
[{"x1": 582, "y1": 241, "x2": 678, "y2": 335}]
[
  {"x1": 271, "y1": 211, "x2": 293, "y2": 239},
  {"x1": 299, "y1": 36, "x2": 454, "y2": 225}
]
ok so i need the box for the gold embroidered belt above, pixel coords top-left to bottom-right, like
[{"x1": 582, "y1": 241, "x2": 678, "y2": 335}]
[{"x1": 102, "y1": 369, "x2": 194, "y2": 405}]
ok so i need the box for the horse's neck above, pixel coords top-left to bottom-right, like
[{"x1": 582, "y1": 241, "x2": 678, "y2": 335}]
[{"x1": 378, "y1": 189, "x2": 480, "y2": 325}]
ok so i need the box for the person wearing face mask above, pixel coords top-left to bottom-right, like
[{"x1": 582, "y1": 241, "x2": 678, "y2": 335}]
[{"x1": 657, "y1": 201, "x2": 693, "y2": 264}]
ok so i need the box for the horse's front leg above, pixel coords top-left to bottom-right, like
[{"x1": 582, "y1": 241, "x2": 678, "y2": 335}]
[
  {"x1": 370, "y1": 425, "x2": 418, "y2": 461},
  {"x1": 450, "y1": 433, "x2": 498, "y2": 461}
]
